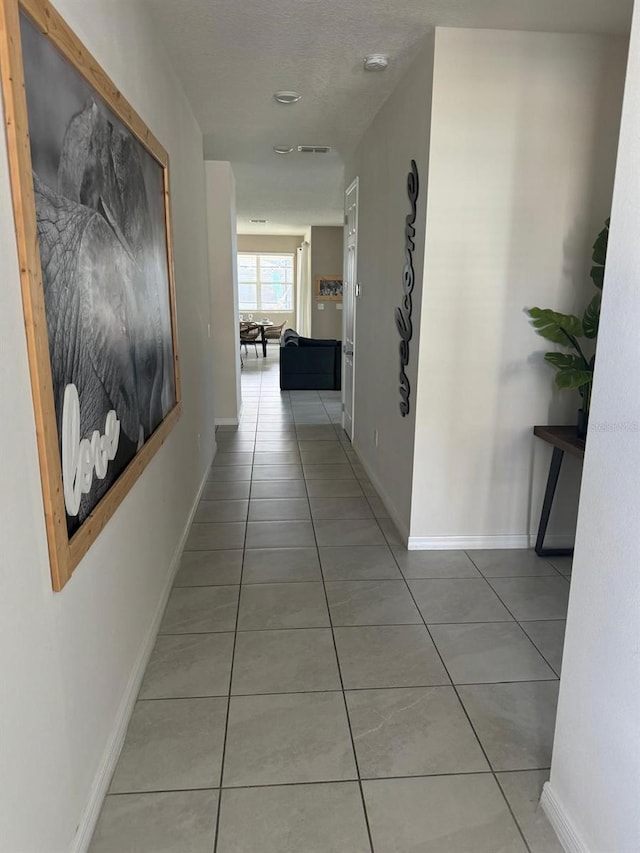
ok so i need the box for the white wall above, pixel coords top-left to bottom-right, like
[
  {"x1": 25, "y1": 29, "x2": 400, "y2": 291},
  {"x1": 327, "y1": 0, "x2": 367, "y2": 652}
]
[
  {"x1": 206, "y1": 161, "x2": 242, "y2": 423},
  {"x1": 542, "y1": 5, "x2": 640, "y2": 850},
  {"x1": 0, "y1": 2, "x2": 215, "y2": 850},
  {"x1": 344, "y1": 35, "x2": 435, "y2": 537},
  {"x1": 410, "y1": 28, "x2": 627, "y2": 547}
]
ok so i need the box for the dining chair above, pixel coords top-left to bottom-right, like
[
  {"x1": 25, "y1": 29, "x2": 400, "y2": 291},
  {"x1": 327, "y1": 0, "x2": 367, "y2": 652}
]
[
  {"x1": 239, "y1": 322, "x2": 261, "y2": 358},
  {"x1": 264, "y1": 321, "x2": 286, "y2": 344}
]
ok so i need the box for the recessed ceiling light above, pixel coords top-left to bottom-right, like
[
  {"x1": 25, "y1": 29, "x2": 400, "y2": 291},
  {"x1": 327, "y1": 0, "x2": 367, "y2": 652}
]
[
  {"x1": 274, "y1": 91, "x2": 302, "y2": 104},
  {"x1": 273, "y1": 145, "x2": 294, "y2": 155},
  {"x1": 249, "y1": 219, "x2": 268, "y2": 224},
  {"x1": 364, "y1": 54, "x2": 389, "y2": 71}
]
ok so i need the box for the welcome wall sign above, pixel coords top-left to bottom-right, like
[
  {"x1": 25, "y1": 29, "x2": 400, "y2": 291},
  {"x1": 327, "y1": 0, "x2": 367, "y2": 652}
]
[{"x1": 394, "y1": 159, "x2": 419, "y2": 417}]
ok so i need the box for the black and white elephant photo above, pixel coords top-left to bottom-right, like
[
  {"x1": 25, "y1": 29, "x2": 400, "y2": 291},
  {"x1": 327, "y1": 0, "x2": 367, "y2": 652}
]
[{"x1": 21, "y1": 13, "x2": 176, "y2": 534}]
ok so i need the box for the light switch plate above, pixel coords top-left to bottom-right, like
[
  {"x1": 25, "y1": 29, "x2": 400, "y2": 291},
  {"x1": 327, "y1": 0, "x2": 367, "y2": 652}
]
[
  {"x1": 317, "y1": 303, "x2": 325, "y2": 310},
  {"x1": 336, "y1": 303, "x2": 343, "y2": 311}
]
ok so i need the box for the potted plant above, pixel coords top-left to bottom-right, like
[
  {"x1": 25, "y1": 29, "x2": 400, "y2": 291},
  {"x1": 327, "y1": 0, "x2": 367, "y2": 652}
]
[{"x1": 526, "y1": 219, "x2": 609, "y2": 439}]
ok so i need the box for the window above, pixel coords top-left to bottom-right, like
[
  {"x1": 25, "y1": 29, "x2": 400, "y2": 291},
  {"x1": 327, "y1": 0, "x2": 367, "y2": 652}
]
[{"x1": 238, "y1": 253, "x2": 294, "y2": 312}]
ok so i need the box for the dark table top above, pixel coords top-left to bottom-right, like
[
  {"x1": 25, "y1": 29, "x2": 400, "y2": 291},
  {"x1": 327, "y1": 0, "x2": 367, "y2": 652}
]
[{"x1": 533, "y1": 425, "x2": 585, "y2": 459}]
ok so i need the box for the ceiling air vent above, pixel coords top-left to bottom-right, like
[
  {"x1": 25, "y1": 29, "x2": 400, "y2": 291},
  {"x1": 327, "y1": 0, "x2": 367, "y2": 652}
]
[{"x1": 297, "y1": 145, "x2": 332, "y2": 154}]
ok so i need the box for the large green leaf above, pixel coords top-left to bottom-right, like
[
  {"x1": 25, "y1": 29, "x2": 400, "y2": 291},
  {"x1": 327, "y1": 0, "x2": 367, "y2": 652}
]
[
  {"x1": 555, "y1": 368, "x2": 593, "y2": 390},
  {"x1": 590, "y1": 265, "x2": 605, "y2": 289},
  {"x1": 590, "y1": 219, "x2": 609, "y2": 289},
  {"x1": 583, "y1": 292, "x2": 602, "y2": 339},
  {"x1": 592, "y1": 219, "x2": 609, "y2": 265},
  {"x1": 527, "y1": 307, "x2": 584, "y2": 346},
  {"x1": 544, "y1": 352, "x2": 586, "y2": 371}
]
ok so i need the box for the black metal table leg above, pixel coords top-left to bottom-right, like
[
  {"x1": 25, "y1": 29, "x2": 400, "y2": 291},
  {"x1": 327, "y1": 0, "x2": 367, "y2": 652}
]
[{"x1": 535, "y1": 446, "x2": 574, "y2": 557}]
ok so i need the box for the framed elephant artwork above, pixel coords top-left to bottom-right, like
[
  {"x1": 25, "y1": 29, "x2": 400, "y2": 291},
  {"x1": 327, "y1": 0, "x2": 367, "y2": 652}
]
[
  {"x1": 315, "y1": 276, "x2": 344, "y2": 301},
  {"x1": 0, "y1": 0, "x2": 182, "y2": 590}
]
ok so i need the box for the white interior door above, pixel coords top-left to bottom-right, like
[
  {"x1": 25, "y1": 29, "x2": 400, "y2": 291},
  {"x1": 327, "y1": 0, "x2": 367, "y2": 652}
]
[{"x1": 342, "y1": 178, "x2": 358, "y2": 439}]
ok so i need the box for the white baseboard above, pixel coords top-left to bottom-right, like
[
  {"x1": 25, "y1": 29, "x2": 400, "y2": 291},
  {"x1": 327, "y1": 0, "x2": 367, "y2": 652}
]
[
  {"x1": 350, "y1": 442, "x2": 410, "y2": 544},
  {"x1": 215, "y1": 401, "x2": 243, "y2": 427},
  {"x1": 71, "y1": 463, "x2": 212, "y2": 853},
  {"x1": 345, "y1": 440, "x2": 575, "y2": 554},
  {"x1": 541, "y1": 782, "x2": 588, "y2": 853},
  {"x1": 408, "y1": 534, "x2": 532, "y2": 550},
  {"x1": 407, "y1": 533, "x2": 574, "y2": 551}
]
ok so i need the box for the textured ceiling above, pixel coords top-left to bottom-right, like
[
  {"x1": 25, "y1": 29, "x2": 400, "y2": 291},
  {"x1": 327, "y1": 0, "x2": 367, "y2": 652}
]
[{"x1": 146, "y1": 0, "x2": 632, "y2": 234}]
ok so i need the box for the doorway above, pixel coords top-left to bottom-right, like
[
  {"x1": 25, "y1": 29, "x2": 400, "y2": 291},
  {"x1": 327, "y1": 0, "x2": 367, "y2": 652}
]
[{"x1": 342, "y1": 177, "x2": 358, "y2": 438}]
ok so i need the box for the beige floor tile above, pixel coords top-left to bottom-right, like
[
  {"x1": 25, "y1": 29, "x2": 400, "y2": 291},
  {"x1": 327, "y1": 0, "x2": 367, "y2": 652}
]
[
  {"x1": 139, "y1": 633, "x2": 234, "y2": 698},
  {"x1": 334, "y1": 625, "x2": 449, "y2": 688},
  {"x1": 231, "y1": 628, "x2": 340, "y2": 694},
  {"x1": 326, "y1": 580, "x2": 421, "y2": 626},
  {"x1": 248, "y1": 498, "x2": 310, "y2": 521},
  {"x1": 109, "y1": 698, "x2": 227, "y2": 792},
  {"x1": 90, "y1": 791, "x2": 218, "y2": 853},
  {"x1": 237, "y1": 582, "x2": 329, "y2": 630},
  {"x1": 223, "y1": 691, "x2": 356, "y2": 787},
  {"x1": 217, "y1": 783, "x2": 369, "y2": 853},
  {"x1": 346, "y1": 686, "x2": 488, "y2": 777},
  {"x1": 174, "y1": 550, "x2": 242, "y2": 587},
  {"x1": 319, "y1": 545, "x2": 400, "y2": 580},
  {"x1": 245, "y1": 520, "x2": 315, "y2": 548},
  {"x1": 497, "y1": 770, "x2": 565, "y2": 853},
  {"x1": 194, "y1": 500, "x2": 248, "y2": 523},
  {"x1": 159, "y1": 586, "x2": 239, "y2": 634},
  {"x1": 458, "y1": 681, "x2": 560, "y2": 770},
  {"x1": 185, "y1": 522, "x2": 246, "y2": 551},
  {"x1": 242, "y1": 547, "x2": 321, "y2": 583},
  {"x1": 363, "y1": 775, "x2": 527, "y2": 852}
]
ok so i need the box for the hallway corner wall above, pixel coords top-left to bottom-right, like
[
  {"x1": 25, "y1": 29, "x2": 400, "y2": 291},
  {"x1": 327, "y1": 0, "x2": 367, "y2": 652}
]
[
  {"x1": 310, "y1": 225, "x2": 344, "y2": 341},
  {"x1": 544, "y1": 5, "x2": 640, "y2": 848},
  {"x1": 409, "y1": 27, "x2": 627, "y2": 547},
  {"x1": 344, "y1": 34, "x2": 436, "y2": 539},
  {"x1": 205, "y1": 161, "x2": 243, "y2": 423},
  {"x1": 0, "y1": 2, "x2": 216, "y2": 850}
]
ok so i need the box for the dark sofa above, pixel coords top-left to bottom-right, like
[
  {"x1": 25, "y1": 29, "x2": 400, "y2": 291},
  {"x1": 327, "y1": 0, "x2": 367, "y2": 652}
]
[{"x1": 279, "y1": 329, "x2": 341, "y2": 390}]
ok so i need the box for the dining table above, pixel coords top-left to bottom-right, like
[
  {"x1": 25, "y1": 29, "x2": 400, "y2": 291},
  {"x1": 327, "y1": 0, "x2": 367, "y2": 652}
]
[
  {"x1": 257, "y1": 321, "x2": 274, "y2": 357},
  {"x1": 241, "y1": 319, "x2": 273, "y2": 357}
]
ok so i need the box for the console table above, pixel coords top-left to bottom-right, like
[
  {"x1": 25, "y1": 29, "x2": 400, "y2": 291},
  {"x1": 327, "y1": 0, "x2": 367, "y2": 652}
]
[{"x1": 533, "y1": 425, "x2": 585, "y2": 557}]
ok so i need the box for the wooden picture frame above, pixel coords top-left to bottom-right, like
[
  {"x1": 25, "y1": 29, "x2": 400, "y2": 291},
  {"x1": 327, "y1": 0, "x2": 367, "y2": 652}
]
[
  {"x1": 315, "y1": 276, "x2": 343, "y2": 301},
  {"x1": 0, "y1": 0, "x2": 182, "y2": 590}
]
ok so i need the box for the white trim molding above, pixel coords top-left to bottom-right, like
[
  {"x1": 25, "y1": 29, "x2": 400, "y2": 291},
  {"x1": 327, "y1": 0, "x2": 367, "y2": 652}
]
[
  {"x1": 541, "y1": 782, "x2": 589, "y2": 853},
  {"x1": 347, "y1": 445, "x2": 577, "y2": 554},
  {"x1": 71, "y1": 461, "x2": 213, "y2": 853},
  {"x1": 407, "y1": 533, "x2": 575, "y2": 551}
]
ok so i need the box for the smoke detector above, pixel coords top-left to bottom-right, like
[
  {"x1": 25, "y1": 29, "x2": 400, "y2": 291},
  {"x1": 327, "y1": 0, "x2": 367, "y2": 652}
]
[
  {"x1": 297, "y1": 145, "x2": 331, "y2": 154},
  {"x1": 273, "y1": 91, "x2": 302, "y2": 104},
  {"x1": 273, "y1": 145, "x2": 294, "y2": 155},
  {"x1": 363, "y1": 54, "x2": 389, "y2": 71}
]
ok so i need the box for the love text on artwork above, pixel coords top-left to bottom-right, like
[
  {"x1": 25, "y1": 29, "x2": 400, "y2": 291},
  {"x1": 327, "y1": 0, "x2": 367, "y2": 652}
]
[
  {"x1": 394, "y1": 159, "x2": 419, "y2": 417},
  {"x1": 61, "y1": 383, "x2": 120, "y2": 516}
]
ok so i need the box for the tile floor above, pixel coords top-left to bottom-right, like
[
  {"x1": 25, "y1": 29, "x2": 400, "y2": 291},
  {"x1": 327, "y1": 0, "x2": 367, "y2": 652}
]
[{"x1": 90, "y1": 348, "x2": 570, "y2": 852}]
